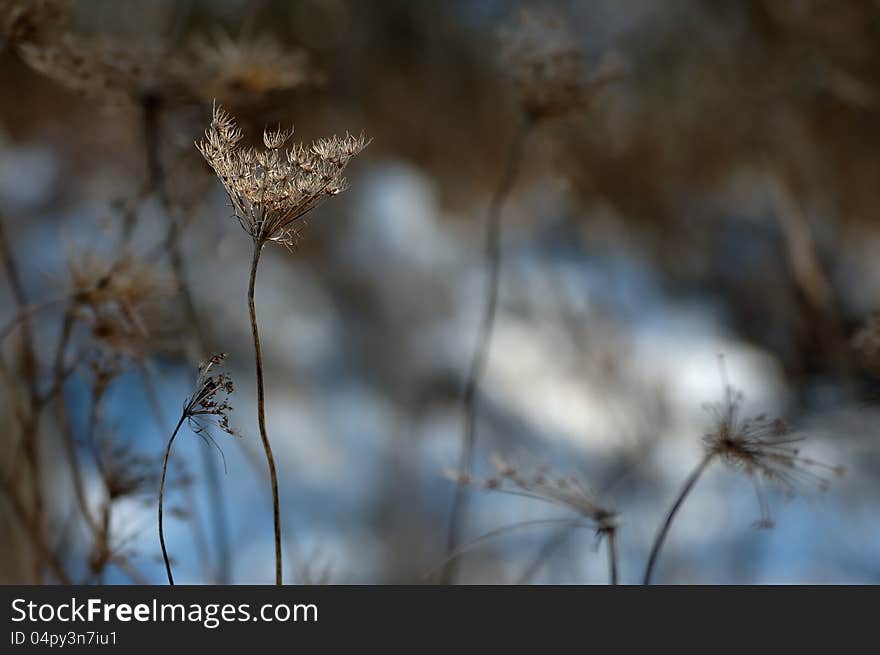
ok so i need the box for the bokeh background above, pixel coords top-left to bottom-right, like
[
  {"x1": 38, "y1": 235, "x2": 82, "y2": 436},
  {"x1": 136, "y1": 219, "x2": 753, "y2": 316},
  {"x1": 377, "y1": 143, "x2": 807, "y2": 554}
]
[{"x1": 1, "y1": 0, "x2": 879, "y2": 584}]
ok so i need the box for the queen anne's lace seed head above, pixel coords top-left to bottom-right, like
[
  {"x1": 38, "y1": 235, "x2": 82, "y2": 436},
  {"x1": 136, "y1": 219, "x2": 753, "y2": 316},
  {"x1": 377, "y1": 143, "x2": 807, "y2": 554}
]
[
  {"x1": 702, "y1": 386, "x2": 844, "y2": 528},
  {"x1": 448, "y1": 454, "x2": 618, "y2": 535},
  {"x1": 184, "y1": 353, "x2": 238, "y2": 438},
  {"x1": 197, "y1": 103, "x2": 369, "y2": 249},
  {"x1": 187, "y1": 30, "x2": 322, "y2": 103}
]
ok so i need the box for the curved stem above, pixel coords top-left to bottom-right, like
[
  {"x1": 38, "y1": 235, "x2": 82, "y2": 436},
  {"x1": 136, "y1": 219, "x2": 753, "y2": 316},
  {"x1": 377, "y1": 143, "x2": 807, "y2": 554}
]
[
  {"x1": 159, "y1": 414, "x2": 187, "y2": 586},
  {"x1": 607, "y1": 528, "x2": 619, "y2": 585},
  {"x1": 643, "y1": 453, "x2": 715, "y2": 585},
  {"x1": 444, "y1": 117, "x2": 533, "y2": 583},
  {"x1": 248, "y1": 240, "x2": 283, "y2": 585}
]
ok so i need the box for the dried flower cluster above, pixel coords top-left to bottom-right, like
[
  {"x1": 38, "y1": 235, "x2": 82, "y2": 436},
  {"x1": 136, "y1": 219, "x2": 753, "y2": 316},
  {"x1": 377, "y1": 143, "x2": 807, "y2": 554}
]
[
  {"x1": 187, "y1": 30, "x2": 322, "y2": 103},
  {"x1": 0, "y1": 0, "x2": 68, "y2": 46},
  {"x1": 499, "y1": 9, "x2": 592, "y2": 120},
  {"x1": 66, "y1": 250, "x2": 172, "y2": 354},
  {"x1": 702, "y1": 387, "x2": 844, "y2": 527},
  {"x1": 449, "y1": 454, "x2": 618, "y2": 535},
  {"x1": 197, "y1": 104, "x2": 369, "y2": 248},
  {"x1": 183, "y1": 353, "x2": 238, "y2": 438}
]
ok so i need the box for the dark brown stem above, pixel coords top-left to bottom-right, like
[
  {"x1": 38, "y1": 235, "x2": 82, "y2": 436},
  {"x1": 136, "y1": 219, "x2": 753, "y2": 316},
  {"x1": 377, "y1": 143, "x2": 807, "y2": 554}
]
[
  {"x1": 159, "y1": 413, "x2": 186, "y2": 586},
  {"x1": 248, "y1": 239, "x2": 283, "y2": 585},
  {"x1": 607, "y1": 528, "x2": 619, "y2": 585},
  {"x1": 1, "y1": 215, "x2": 45, "y2": 581},
  {"x1": 137, "y1": 361, "x2": 214, "y2": 582},
  {"x1": 139, "y1": 97, "x2": 231, "y2": 583},
  {"x1": 444, "y1": 116, "x2": 533, "y2": 582},
  {"x1": 643, "y1": 452, "x2": 715, "y2": 585}
]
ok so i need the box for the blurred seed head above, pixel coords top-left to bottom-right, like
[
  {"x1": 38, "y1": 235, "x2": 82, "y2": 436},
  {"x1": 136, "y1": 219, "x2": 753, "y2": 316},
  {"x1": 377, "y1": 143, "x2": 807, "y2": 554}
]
[
  {"x1": 448, "y1": 454, "x2": 618, "y2": 534},
  {"x1": 65, "y1": 249, "x2": 174, "y2": 355},
  {"x1": 499, "y1": 8, "x2": 591, "y2": 120},
  {"x1": 197, "y1": 103, "x2": 369, "y2": 249},
  {"x1": 186, "y1": 30, "x2": 323, "y2": 104},
  {"x1": 702, "y1": 386, "x2": 844, "y2": 527},
  {"x1": 0, "y1": 0, "x2": 69, "y2": 47}
]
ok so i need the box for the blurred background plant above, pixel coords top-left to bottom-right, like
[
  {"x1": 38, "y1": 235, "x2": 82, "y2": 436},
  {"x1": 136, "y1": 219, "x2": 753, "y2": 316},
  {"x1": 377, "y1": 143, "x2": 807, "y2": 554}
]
[{"x1": 0, "y1": 0, "x2": 877, "y2": 584}]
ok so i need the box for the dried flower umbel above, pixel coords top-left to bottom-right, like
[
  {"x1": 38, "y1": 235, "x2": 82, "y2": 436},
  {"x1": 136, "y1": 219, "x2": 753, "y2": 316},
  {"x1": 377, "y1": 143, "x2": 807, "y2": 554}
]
[
  {"x1": 197, "y1": 104, "x2": 367, "y2": 585},
  {"x1": 188, "y1": 30, "x2": 322, "y2": 103},
  {"x1": 197, "y1": 103, "x2": 368, "y2": 249},
  {"x1": 159, "y1": 353, "x2": 238, "y2": 586},
  {"x1": 446, "y1": 455, "x2": 620, "y2": 584},
  {"x1": 643, "y1": 385, "x2": 843, "y2": 584},
  {"x1": 499, "y1": 9, "x2": 592, "y2": 121}
]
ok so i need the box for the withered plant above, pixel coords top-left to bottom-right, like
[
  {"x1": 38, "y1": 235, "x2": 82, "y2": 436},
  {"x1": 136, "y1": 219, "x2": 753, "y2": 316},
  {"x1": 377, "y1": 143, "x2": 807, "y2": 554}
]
[
  {"x1": 444, "y1": 455, "x2": 619, "y2": 584},
  {"x1": 642, "y1": 384, "x2": 844, "y2": 584},
  {"x1": 197, "y1": 103, "x2": 367, "y2": 584},
  {"x1": 446, "y1": 7, "x2": 621, "y2": 580},
  {"x1": 159, "y1": 353, "x2": 238, "y2": 585}
]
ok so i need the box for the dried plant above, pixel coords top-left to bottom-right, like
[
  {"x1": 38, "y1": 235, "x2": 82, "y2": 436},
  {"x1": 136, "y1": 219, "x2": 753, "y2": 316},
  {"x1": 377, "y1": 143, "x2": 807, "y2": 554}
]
[
  {"x1": 445, "y1": 9, "x2": 621, "y2": 578},
  {"x1": 64, "y1": 249, "x2": 173, "y2": 358},
  {"x1": 0, "y1": 0, "x2": 69, "y2": 47},
  {"x1": 159, "y1": 353, "x2": 238, "y2": 586},
  {"x1": 499, "y1": 8, "x2": 592, "y2": 121},
  {"x1": 187, "y1": 30, "x2": 322, "y2": 104},
  {"x1": 197, "y1": 103, "x2": 368, "y2": 249},
  {"x1": 643, "y1": 384, "x2": 843, "y2": 584},
  {"x1": 445, "y1": 455, "x2": 620, "y2": 584},
  {"x1": 196, "y1": 103, "x2": 367, "y2": 585}
]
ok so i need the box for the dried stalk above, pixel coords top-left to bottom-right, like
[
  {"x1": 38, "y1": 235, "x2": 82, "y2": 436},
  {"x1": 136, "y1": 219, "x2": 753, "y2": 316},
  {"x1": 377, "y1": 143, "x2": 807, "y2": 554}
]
[
  {"x1": 643, "y1": 453, "x2": 715, "y2": 585},
  {"x1": 444, "y1": 117, "x2": 533, "y2": 582},
  {"x1": 248, "y1": 239, "x2": 283, "y2": 585},
  {"x1": 158, "y1": 414, "x2": 186, "y2": 585}
]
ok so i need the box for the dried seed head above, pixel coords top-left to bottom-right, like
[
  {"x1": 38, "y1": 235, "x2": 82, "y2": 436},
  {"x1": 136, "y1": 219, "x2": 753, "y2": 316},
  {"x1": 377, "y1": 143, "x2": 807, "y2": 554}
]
[
  {"x1": 197, "y1": 103, "x2": 369, "y2": 249},
  {"x1": 65, "y1": 249, "x2": 173, "y2": 355},
  {"x1": 499, "y1": 9, "x2": 618, "y2": 120},
  {"x1": 17, "y1": 33, "x2": 186, "y2": 103},
  {"x1": 449, "y1": 454, "x2": 618, "y2": 534},
  {"x1": 702, "y1": 386, "x2": 844, "y2": 527},
  {"x1": 187, "y1": 30, "x2": 322, "y2": 103},
  {"x1": 184, "y1": 353, "x2": 239, "y2": 438},
  {"x1": 1, "y1": 0, "x2": 69, "y2": 46}
]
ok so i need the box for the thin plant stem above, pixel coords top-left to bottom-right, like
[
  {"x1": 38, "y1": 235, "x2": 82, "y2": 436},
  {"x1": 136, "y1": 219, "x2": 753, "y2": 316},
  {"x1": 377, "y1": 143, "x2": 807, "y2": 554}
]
[
  {"x1": 607, "y1": 528, "x2": 619, "y2": 586},
  {"x1": 158, "y1": 414, "x2": 187, "y2": 586},
  {"x1": 643, "y1": 452, "x2": 715, "y2": 585},
  {"x1": 444, "y1": 116, "x2": 533, "y2": 582},
  {"x1": 517, "y1": 525, "x2": 576, "y2": 584},
  {"x1": 248, "y1": 239, "x2": 283, "y2": 585},
  {"x1": 138, "y1": 95, "x2": 231, "y2": 583},
  {"x1": 137, "y1": 361, "x2": 214, "y2": 582},
  {"x1": 0, "y1": 215, "x2": 44, "y2": 581},
  {"x1": 52, "y1": 309, "x2": 102, "y2": 535}
]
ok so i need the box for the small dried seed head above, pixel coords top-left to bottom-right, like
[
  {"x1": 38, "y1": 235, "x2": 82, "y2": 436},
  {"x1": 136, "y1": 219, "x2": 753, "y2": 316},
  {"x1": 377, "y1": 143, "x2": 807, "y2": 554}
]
[{"x1": 702, "y1": 386, "x2": 844, "y2": 526}]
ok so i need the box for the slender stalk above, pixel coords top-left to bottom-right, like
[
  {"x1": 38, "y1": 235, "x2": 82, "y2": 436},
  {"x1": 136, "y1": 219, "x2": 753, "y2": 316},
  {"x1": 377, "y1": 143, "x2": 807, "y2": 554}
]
[
  {"x1": 643, "y1": 452, "x2": 715, "y2": 585},
  {"x1": 52, "y1": 309, "x2": 102, "y2": 535},
  {"x1": 158, "y1": 414, "x2": 187, "y2": 586},
  {"x1": 444, "y1": 117, "x2": 533, "y2": 582},
  {"x1": 139, "y1": 95, "x2": 231, "y2": 583},
  {"x1": 248, "y1": 239, "x2": 283, "y2": 585},
  {"x1": 137, "y1": 361, "x2": 214, "y2": 582},
  {"x1": 607, "y1": 528, "x2": 619, "y2": 586},
  {"x1": 1, "y1": 215, "x2": 45, "y2": 581}
]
